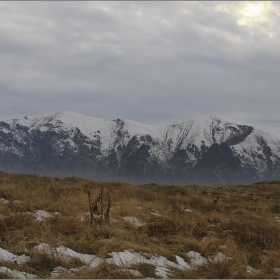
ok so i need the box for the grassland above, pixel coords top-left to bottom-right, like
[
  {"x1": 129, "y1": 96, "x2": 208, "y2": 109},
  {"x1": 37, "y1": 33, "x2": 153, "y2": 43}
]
[{"x1": 0, "y1": 171, "x2": 280, "y2": 278}]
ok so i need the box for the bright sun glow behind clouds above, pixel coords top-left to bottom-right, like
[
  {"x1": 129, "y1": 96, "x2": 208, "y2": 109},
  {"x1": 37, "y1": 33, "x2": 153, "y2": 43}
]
[
  {"x1": 242, "y1": 2, "x2": 264, "y2": 17},
  {"x1": 216, "y1": 1, "x2": 279, "y2": 38},
  {"x1": 238, "y1": 2, "x2": 271, "y2": 27}
]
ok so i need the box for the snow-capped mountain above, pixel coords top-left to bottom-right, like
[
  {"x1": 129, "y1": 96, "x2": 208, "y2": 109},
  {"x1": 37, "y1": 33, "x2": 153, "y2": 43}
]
[{"x1": 0, "y1": 111, "x2": 280, "y2": 184}]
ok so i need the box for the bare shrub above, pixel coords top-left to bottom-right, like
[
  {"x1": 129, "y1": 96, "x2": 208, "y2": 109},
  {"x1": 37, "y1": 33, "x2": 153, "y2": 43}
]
[{"x1": 88, "y1": 186, "x2": 111, "y2": 227}]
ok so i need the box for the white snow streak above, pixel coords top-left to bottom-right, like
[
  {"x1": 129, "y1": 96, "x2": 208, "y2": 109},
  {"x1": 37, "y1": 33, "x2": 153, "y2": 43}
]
[
  {"x1": 0, "y1": 247, "x2": 30, "y2": 265},
  {"x1": 123, "y1": 216, "x2": 145, "y2": 227},
  {"x1": 0, "y1": 267, "x2": 37, "y2": 279}
]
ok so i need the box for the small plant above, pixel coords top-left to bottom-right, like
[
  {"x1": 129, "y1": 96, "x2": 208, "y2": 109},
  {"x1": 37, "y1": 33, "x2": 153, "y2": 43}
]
[{"x1": 88, "y1": 186, "x2": 111, "y2": 227}]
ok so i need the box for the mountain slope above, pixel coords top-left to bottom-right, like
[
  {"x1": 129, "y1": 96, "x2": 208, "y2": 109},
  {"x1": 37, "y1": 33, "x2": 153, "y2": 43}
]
[{"x1": 0, "y1": 111, "x2": 280, "y2": 184}]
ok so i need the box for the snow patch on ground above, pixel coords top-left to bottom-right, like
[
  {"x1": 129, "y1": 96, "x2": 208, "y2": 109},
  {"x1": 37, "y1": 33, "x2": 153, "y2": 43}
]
[
  {"x1": 0, "y1": 198, "x2": 22, "y2": 204},
  {"x1": 33, "y1": 210, "x2": 57, "y2": 221},
  {"x1": 155, "y1": 266, "x2": 171, "y2": 278},
  {"x1": 218, "y1": 245, "x2": 227, "y2": 250},
  {"x1": 0, "y1": 266, "x2": 37, "y2": 279},
  {"x1": 211, "y1": 252, "x2": 231, "y2": 262},
  {"x1": 123, "y1": 216, "x2": 145, "y2": 227},
  {"x1": 246, "y1": 266, "x2": 261, "y2": 275},
  {"x1": 0, "y1": 247, "x2": 30, "y2": 265},
  {"x1": 114, "y1": 268, "x2": 142, "y2": 277},
  {"x1": 106, "y1": 250, "x2": 145, "y2": 267},
  {"x1": 150, "y1": 209, "x2": 162, "y2": 217},
  {"x1": 186, "y1": 251, "x2": 208, "y2": 267},
  {"x1": 32, "y1": 243, "x2": 103, "y2": 268},
  {"x1": 106, "y1": 249, "x2": 194, "y2": 277},
  {"x1": 50, "y1": 265, "x2": 88, "y2": 278},
  {"x1": 50, "y1": 266, "x2": 70, "y2": 278},
  {"x1": 175, "y1": 255, "x2": 191, "y2": 269},
  {"x1": 0, "y1": 198, "x2": 8, "y2": 204}
]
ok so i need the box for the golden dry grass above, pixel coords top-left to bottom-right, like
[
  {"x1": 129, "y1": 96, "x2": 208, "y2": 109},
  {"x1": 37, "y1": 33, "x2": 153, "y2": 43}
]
[{"x1": 0, "y1": 171, "x2": 280, "y2": 278}]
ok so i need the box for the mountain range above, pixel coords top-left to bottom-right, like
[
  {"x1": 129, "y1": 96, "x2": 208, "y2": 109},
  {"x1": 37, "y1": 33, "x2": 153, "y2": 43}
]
[{"x1": 0, "y1": 111, "x2": 280, "y2": 184}]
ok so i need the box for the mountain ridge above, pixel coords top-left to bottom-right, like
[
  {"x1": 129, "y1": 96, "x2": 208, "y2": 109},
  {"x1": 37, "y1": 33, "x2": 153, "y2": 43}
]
[{"x1": 0, "y1": 111, "x2": 280, "y2": 184}]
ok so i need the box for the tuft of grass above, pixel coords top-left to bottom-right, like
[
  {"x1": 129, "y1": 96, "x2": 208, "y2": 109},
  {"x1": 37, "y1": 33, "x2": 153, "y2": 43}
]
[
  {"x1": 28, "y1": 249, "x2": 85, "y2": 278},
  {"x1": 131, "y1": 263, "x2": 156, "y2": 278},
  {"x1": 271, "y1": 203, "x2": 280, "y2": 213}
]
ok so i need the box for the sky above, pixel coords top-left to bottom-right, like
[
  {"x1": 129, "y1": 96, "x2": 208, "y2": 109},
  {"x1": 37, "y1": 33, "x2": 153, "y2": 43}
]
[{"x1": 0, "y1": 1, "x2": 280, "y2": 133}]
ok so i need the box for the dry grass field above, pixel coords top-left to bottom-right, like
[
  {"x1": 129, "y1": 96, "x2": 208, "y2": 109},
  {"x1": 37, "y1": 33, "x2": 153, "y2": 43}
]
[{"x1": 0, "y1": 171, "x2": 280, "y2": 278}]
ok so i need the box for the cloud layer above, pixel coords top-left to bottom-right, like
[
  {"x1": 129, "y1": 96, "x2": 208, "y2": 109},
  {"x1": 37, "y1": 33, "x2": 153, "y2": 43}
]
[{"x1": 0, "y1": 1, "x2": 280, "y2": 132}]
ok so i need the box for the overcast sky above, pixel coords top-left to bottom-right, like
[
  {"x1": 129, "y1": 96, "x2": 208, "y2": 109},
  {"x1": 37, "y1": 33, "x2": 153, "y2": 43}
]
[{"x1": 0, "y1": 1, "x2": 280, "y2": 133}]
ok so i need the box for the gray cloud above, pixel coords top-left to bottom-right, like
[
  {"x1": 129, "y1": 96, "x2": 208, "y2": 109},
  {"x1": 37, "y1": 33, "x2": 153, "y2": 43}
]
[{"x1": 0, "y1": 1, "x2": 279, "y2": 133}]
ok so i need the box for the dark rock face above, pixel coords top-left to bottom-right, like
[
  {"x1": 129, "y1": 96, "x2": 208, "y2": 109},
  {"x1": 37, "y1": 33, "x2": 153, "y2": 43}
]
[
  {"x1": 190, "y1": 143, "x2": 257, "y2": 184},
  {"x1": 225, "y1": 126, "x2": 253, "y2": 145},
  {"x1": 0, "y1": 112, "x2": 280, "y2": 184}
]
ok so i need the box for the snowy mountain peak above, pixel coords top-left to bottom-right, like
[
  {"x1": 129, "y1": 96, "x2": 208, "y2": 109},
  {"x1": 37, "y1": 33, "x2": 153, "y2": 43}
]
[{"x1": 0, "y1": 111, "x2": 280, "y2": 184}]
